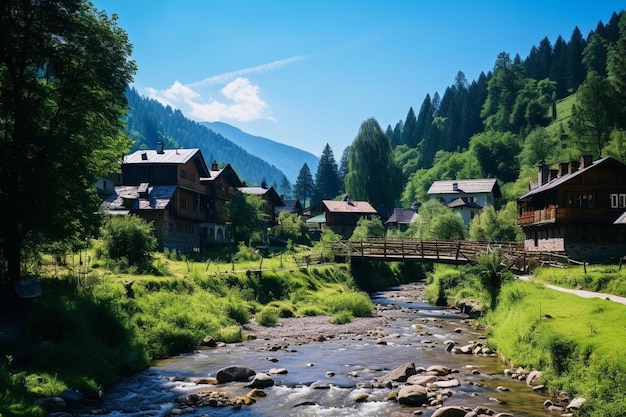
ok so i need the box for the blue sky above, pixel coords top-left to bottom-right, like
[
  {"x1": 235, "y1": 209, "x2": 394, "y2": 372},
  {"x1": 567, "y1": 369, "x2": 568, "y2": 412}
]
[{"x1": 92, "y1": 1, "x2": 623, "y2": 156}]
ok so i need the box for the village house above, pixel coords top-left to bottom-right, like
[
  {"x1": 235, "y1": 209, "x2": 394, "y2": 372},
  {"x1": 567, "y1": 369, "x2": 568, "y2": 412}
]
[
  {"x1": 384, "y1": 208, "x2": 418, "y2": 232},
  {"x1": 202, "y1": 161, "x2": 244, "y2": 244},
  {"x1": 517, "y1": 155, "x2": 626, "y2": 262},
  {"x1": 101, "y1": 145, "x2": 209, "y2": 252},
  {"x1": 238, "y1": 185, "x2": 285, "y2": 226},
  {"x1": 320, "y1": 196, "x2": 379, "y2": 239},
  {"x1": 427, "y1": 178, "x2": 501, "y2": 224}
]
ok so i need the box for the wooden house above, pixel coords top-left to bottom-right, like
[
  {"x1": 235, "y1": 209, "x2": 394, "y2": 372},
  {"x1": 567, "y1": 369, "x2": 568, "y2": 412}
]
[
  {"x1": 427, "y1": 178, "x2": 501, "y2": 224},
  {"x1": 320, "y1": 197, "x2": 378, "y2": 238},
  {"x1": 238, "y1": 186, "x2": 285, "y2": 226},
  {"x1": 201, "y1": 162, "x2": 244, "y2": 243},
  {"x1": 385, "y1": 208, "x2": 418, "y2": 232},
  {"x1": 101, "y1": 144, "x2": 215, "y2": 252},
  {"x1": 517, "y1": 155, "x2": 626, "y2": 262}
]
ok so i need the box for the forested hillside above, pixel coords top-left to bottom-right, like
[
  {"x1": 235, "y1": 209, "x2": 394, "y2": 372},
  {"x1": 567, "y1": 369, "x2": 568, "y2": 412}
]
[
  {"x1": 124, "y1": 88, "x2": 287, "y2": 187},
  {"x1": 373, "y1": 10, "x2": 626, "y2": 210}
]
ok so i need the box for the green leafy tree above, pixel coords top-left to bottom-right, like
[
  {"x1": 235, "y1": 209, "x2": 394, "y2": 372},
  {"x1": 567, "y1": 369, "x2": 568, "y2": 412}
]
[
  {"x1": 314, "y1": 143, "x2": 342, "y2": 205},
  {"x1": 338, "y1": 146, "x2": 350, "y2": 192},
  {"x1": 468, "y1": 203, "x2": 523, "y2": 242},
  {"x1": 604, "y1": 129, "x2": 626, "y2": 163},
  {"x1": 469, "y1": 130, "x2": 522, "y2": 183},
  {"x1": 583, "y1": 33, "x2": 609, "y2": 76},
  {"x1": 227, "y1": 189, "x2": 267, "y2": 244},
  {"x1": 481, "y1": 52, "x2": 526, "y2": 132},
  {"x1": 0, "y1": 1, "x2": 136, "y2": 283},
  {"x1": 407, "y1": 200, "x2": 466, "y2": 240},
  {"x1": 470, "y1": 251, "x2": 513, "y2": 310},
  {"x1": 520, "y1": 127, "x2": 558, "y2": 167},
  {"x1": 570, "y1": 71, "x2": 617, "y2": 157},
  {"x1": 608, "y1": 12, "x2": 626, "y2": 128},
  {"x1": 345, "y1": 118, "x2": 403, "y2": 214},
  {"x1": 293, "y1": 163, "x2": 315, "y2": 207},
  {"x1": 272, "y1": 211, "x2": 306, "y2": 242},
  {"x1": 99, "y1": 215, "x2": 157, "y2": 272},
  {"x1": 350, "y1": 217, "x2": 385, "y2": 240}
]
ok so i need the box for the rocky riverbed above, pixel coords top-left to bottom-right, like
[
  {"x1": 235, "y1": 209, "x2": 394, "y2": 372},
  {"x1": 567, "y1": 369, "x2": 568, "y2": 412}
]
[{"x1": 53, "y1": 282, "x2": 579, "y2": 417}]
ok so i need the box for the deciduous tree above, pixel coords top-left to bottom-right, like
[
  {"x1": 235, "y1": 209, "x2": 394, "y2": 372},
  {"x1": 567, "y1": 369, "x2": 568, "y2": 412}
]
[{"x1": 0, "y1": 1, "x2": 136, "y2": 283}]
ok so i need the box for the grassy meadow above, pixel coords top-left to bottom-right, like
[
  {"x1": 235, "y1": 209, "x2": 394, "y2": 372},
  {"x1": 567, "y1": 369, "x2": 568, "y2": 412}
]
[{"x1": 0, "y1": 245, "x2": 421, "y2": 417}]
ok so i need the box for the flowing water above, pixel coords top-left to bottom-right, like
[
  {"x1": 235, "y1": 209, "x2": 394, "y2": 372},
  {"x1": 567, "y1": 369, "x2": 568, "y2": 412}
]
[{"x1": 79, "y1": 283, "x2": 553, "y2": 417}]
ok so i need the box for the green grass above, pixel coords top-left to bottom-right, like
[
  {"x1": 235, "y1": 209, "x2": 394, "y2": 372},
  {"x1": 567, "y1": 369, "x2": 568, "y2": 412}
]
[
  {"x1": 482, "y1": 279, "x2": 626, "y2": 416},
  {"x1": 532, "y1": 264, "x2": 626, "y2": 296}
]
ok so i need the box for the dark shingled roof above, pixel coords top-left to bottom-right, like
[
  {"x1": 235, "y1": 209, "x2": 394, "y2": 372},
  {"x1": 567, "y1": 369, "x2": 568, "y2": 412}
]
[
  {"x1": 447, "y1": 197, "x2": 483, "y2": 209},
  {"x1": 101, "y1": 185, "x2": 177, "y2": 213},
  {"x1": 385, "y1": 208, "x2": 417, "y2": 225}
]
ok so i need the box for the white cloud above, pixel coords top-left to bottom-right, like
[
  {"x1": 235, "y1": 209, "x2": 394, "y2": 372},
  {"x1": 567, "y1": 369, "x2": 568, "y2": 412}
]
[{"x1": 144, "y1": 55, "x2": 307, "y2": 123}]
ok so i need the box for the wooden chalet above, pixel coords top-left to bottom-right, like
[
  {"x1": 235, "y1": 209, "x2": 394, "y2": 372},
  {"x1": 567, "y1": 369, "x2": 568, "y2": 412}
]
[
  {"x1": 385, "y1": 208, "x2": 418, "y2": 232},
  {"x1": 238, "y1": 186, "x2": 285, "y2": 225},
  {"x1": 517, "y1": 155, "x2": 626, "y2": 262},
  {"x1": 102, "y1": 143, "x2": 244, "y2": 252},
  {"x1": 427, "y1": 178, "x2": 501, "y2": 224},
  {"x1": 321, "y1": 196, "x2": 378, "y2": 238},
  {"x1": 201, "y1": 162, "x2": 244, "y2": 243}
]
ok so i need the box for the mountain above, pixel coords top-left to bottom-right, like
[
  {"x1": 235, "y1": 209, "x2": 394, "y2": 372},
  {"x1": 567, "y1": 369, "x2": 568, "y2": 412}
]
[
  {"x1": 201, "y1": 121, "x2": 319, "y2": 184},
  {"x1": 124, "y1": 89, "x2": 288, "y2": 186}
]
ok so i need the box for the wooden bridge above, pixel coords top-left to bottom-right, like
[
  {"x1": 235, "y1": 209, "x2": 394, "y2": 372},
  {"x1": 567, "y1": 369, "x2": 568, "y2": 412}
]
[{"x1": 330, "y1": 239, "x2": 576, "y2": 273}]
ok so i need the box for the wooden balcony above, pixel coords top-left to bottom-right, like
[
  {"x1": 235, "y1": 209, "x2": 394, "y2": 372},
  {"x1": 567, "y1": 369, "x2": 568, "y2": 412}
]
[{"x1": 518, "y1": 206, "x2": 617, "y2": 225}]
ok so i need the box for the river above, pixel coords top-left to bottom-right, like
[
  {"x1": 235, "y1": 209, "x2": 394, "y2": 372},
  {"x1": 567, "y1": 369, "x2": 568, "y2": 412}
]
[{"x1": 79, "y1": 283, "x2": 552, "y2": 417}]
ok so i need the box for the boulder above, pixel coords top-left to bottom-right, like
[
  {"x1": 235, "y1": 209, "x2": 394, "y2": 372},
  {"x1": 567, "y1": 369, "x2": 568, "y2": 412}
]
[
  {"x1": 60, "y1": 389, "x2": 83, "y2": 407},
  {"x1": 34, "y1": 397, "x2": 67, "y2": 412},
  {"x1": 566, "y1": 397, "x2": 586, "y2": 410},
  {"x1": 430, "y1": 405, "x2": 469, "y2": 417},
  {"x1": 526, "y1": 370, "x2": 543, "y2": 386},
  {"x1": 406, "y1": 374, "x2": 438, "y2": 386},
  {"x1": 397, "y1": 385, "x2": 429, "y2": 406},
  {"x1": 246, "y1": 372, "x2": 274, "y2": 389},
  {"x1": 429, "y1": 378, "x2": 460, "y2": 388},
  {"x1": 201, "y1": 335, "x2": 218, "y2": 347},
  {"x1": 378, "y1": 362, "x2": 417, "y2": 383},
  {"x1": 215, "y1": 365, "x2": 256, "y2": 383},
  {"x1": 426, "y1": 365, "x2": 451, "y2": 376}
]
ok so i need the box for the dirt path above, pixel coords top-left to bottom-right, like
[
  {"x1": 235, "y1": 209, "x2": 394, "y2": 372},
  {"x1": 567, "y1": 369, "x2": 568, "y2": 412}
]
[{"x1": 518, "y1": 275, "x2": 626, "y2": 305}]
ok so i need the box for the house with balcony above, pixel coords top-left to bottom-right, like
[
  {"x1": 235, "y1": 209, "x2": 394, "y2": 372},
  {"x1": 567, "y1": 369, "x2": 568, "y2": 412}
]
[
  {"x1": 320, "y1": 196, "x2": 379, "y2": 238},
  {"x1": 517, "y1": 155, "x2": 626, "y2": 262},
  {"x1": 201, "y1": 162, "x2": 244, "y2": 243},
  {"x1": 101, "y1": 144, "x2": 212, "y2": 252},
  {"x1": 427, "y1": 179, "x2": 501, "y2": 224}
]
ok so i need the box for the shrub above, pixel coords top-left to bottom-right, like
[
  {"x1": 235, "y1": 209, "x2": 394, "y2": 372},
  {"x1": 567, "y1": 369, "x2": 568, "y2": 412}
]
[
  {"x1": 99, "y1": 215, "x2": 157, "y2": 272},
  {"x1": 331, "y1": 310, "x2": 354, "y2": 324},
  {"x1": 256, "y1": 306, "x2": 280, "y2": 326}
]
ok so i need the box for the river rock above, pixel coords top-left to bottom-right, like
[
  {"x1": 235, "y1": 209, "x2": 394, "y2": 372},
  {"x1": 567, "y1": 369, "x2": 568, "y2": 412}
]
[
  {"x1": 245, "y1": 372, "x2": 274, "y2": 388},
  {"x1": 526, "y1": 370, "x2": 543, "y2": 386},
  {"x1": 429, "y1": 378, "x2": 460, "y2": 388},
  {"x1": 201, "y1": 335, "x2": 218, "y2": 347},
  {"x1": 430, "y1": 405, "x2": 470, "y2": 417},
  {"x1": 426, "y1": 365, "x2": 451, "y2": 376},
  {"x1": 406, "y1": 374, "x2": 438, "y2": 386},
  {"x1": 397, "y1": 384, "x2": 429, "y2": 406},
  {"x1": 34, "y1": 397, "x2": 67, "y2": 412},
  {"x1": 379, "y1": 362, "x2": 417, "y2": 382},
  {"x1": 60, "y1": 389, "x2": 84, "y2": 407},
  {"x1": 566, "y1": 397, "x2": 586, "y2": 410},
  {"x1": 215, "y1": 365, "x2": 256, "y2": 383}
]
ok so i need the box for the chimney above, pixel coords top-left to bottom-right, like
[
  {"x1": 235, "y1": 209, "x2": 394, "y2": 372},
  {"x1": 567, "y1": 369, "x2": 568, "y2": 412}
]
[
  {"x1": 548, "y1": 169, "x2": 559, "y2": 182},
  {"x1": 211, "y1": 161, "x2": 219, "y2": 171},
  {"x1": 452, "y1": 182, "x2": 459, "y2": 191},
  {"x1": 538, "y1": 161, "x2": 549, "y2": 186},
  {"x1": 141, "y1": 152, "x2": 148, "y2": 161},
  {"x1": 558, "y1": 162, "x2": 569, "y2": 177},
  {"x1": 568, "y1": 160, "x2": 579, "y2": 173},
  {"x1": 580, "y1": 154, "x2": 593, "y2": 169}
]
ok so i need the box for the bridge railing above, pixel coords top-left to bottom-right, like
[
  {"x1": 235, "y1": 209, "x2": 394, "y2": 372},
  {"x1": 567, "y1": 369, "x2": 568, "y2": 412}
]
[{"x1": 331, "y1": 239, "x2": 549, "y2": 272}]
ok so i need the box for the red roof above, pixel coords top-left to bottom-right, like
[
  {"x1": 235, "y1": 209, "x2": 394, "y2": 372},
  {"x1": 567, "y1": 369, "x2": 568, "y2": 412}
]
[{"x1": 322, "y1": 199, "x2": 377, "y2": 214}]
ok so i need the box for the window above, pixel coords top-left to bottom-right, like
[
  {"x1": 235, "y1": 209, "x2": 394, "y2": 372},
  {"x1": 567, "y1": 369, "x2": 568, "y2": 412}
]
[{"x1": 610, "y1": 193, "x2": 626, "y2": 208}]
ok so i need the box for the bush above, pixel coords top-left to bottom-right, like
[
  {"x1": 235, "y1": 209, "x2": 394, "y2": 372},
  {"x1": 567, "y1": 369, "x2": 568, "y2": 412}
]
[
  {"x1": 256, "y1": 306, "x2": 280, "y2": 326},
  {"x1": 98, "y1": 215, "x2": 157, "y2": 272},
  {"x1": 331, "y1": 310, "x2": 354, "y2": 324}
]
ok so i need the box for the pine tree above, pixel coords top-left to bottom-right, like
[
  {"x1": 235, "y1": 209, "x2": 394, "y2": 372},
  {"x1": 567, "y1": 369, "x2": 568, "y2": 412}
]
[
  {"x1": 314, "y1": 143, "x2": 342, "y2": 205},
  {"x1": 293, "y1": 163, "x2": 315, "y2": 207},
  {"x1": 279, "y1": 175, "x2": 292, "y2": 199},
  {"x1": 402, "y1": 107, "x2": 418, "y2": 147}
]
